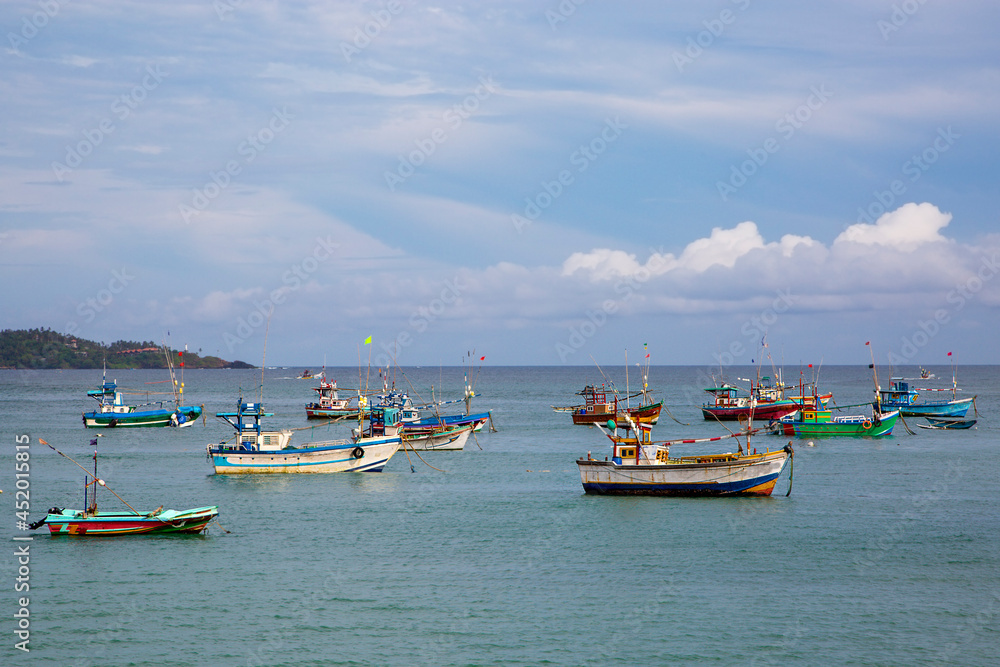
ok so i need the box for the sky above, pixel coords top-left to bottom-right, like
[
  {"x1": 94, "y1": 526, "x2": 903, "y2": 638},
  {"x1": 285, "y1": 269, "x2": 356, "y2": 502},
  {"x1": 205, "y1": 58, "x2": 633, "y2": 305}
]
[{"x1": 1, "y1": 1, "x2": 999, "y2": 367}]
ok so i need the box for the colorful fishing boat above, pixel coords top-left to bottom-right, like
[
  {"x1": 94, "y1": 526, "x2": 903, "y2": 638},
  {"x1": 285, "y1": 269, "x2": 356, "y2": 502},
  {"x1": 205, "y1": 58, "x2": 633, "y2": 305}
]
[
  {"x1": 82, "y1": 376, "x2": 202, "y2": 427},
  {"x1": 207, "y1": 397, "x2": 400, "y2": 473},
  {"x1": 555, "y1": 385, "x2": 662, "y2": 426},
  {"x1": 36, "y1": 506, "x2": 219, "y2": 536},
  {"x1": 30, "y1": 438, "x2": 218, "y2": 536},
  {"x1": 877, "y1": 378, "x2": 975, "y2": 418},
  {"x1": 305, "y1": 377, "x2": 368, "y2": 420},
  {"x1": 769, "y1": 406, "x2": 899, "y2": 437},
  {"x1": 700, "y1": 381, "x2": 833, "y2": 422},
  {"x1": 577, "y1": 418, "x2": 793, "y2": 496},
  {"x1": 386, "y1": 390, "x2": 490, "y2": 430},
  {"x1": 371, "y1": 390, "x2": 487, "y2": 450}
]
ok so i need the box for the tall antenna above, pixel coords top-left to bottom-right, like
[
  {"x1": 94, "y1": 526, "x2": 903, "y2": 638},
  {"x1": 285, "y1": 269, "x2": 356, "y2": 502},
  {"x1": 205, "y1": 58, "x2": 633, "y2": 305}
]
[
  {"x1": 867, "y1": 341, "x2": 880, "y2": 413},
  {"x1": 260, "y1": 314, "x2": 271, "y2": 405}
]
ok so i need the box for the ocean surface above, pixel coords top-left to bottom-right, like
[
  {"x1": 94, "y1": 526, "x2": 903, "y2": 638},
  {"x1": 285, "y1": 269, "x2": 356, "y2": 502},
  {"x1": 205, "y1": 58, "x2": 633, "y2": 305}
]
[{"x1": 2, "y1": 364, "x2": 998, "y2": 666}]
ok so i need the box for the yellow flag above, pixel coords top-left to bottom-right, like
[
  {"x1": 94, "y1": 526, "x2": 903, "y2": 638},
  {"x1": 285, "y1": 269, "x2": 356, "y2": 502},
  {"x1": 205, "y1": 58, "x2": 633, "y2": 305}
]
[{"x1": 363, "y1": 335, "x2": 372, "y2": 345}]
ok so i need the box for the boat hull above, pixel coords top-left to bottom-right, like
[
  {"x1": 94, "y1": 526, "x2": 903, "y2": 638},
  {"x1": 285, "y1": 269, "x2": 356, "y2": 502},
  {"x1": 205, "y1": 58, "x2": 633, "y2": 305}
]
[
  {"x1": 405, "y1": 411, "x2": 490, "y2": 431},
  {"x1": 43, "y1": 506, "x2": 218, "y2": 536},
  {"x1": 304, "y1": 407, "x2": 363, "y2": 420},
  {"x1": 572, "y1": 401, "x2": 662, "y2": 425},
  {"x1": 208, "y1": 437, "x2": 399, "y2": 474},
  {"x1": 899, "y1": 398, "x2": 973, "y2": 418},
  {"x1": 774, "y1": 410, "x2": 898, "y2": 437},
  {"x1": 918, "y1": 417, "x2": 977, "y2": 430},
  {"x1": 702, "y1": 394, "x2": 832, "y2": 421},
  {"x1": 401, "y1": 426, "x2": 472, "y2": 451},
  {"x1": 577, "y1": 449, "x2": 790, "y2": 496},
  {"x1": 83, "y1": 406, "x2": 203, "y2": 428}
]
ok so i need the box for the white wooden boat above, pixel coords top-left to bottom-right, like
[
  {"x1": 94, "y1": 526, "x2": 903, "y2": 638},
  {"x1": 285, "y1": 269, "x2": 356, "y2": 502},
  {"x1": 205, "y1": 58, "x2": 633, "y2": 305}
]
[
  {"x1": 207, "y1": 399, "x2": 400, "y2": 473},
  {"x1": 578, "y1": 420, "x2": 793, "y2": 496}
]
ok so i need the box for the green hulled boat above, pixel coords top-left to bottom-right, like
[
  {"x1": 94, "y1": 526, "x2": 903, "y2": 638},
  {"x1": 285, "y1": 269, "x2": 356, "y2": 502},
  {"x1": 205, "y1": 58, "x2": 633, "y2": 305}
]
[{"x1": 770, "y1": 406, "x2": 898, "y2": 437}]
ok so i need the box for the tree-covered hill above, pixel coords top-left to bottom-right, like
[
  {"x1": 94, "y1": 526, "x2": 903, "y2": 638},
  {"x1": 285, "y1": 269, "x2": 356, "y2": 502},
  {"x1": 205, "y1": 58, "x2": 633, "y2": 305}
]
[{"x1": 0, "y1": 328, "x2": 253, "y2": 369}]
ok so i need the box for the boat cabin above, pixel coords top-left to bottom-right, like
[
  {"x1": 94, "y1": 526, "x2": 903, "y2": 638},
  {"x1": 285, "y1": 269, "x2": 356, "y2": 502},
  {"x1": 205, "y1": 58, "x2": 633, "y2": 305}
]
[
  {"x1": 366, "y1": 406, "x2": 402, "y2": 437},
  {"x1": 87, "y1": 380, "x2": 133, "y2": 414},
  {"x1": 215, "y1": 400, "x2": 292, "y2": 452},
  {"x1": 311, "y1": 380, "x2": 352, "y2": 410},
  {"x1": 576, "y1": 385, "x2": 615, "y2": 415},
  {"x1": 878, "y1": 379, "x2": 918, "y2": 409},
  {"x1": 703, "y1": 384, "x2": 747, "y2": 408}
]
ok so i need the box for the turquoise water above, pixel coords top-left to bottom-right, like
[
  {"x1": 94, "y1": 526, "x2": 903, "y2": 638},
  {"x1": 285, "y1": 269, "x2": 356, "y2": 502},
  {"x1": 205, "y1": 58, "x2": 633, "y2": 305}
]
[{"x1": 2, "y1": 366, "x2": 999, "y2": 665}]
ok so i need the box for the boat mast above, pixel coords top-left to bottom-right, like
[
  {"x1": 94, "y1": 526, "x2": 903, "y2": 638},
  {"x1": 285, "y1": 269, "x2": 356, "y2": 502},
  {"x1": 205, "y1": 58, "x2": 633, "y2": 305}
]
[
  {"x1": 259, "y1": 315, "x2": 270, "y2": 405},
  {"x1": 162, "y1": 342, "x2": 180, "y2": 408},
  {"x1": 89, "y1": 438, "x2": 98, "y2": 514},
  {"x1": 950, "y1": 352, "x2": 957, "y2": 399},
  {"x1": 867, "y1": 342, "x2": 881, "y2": 414},
  {"x1": 625, "y1": 349, "x2": 630, "y2": 410}
]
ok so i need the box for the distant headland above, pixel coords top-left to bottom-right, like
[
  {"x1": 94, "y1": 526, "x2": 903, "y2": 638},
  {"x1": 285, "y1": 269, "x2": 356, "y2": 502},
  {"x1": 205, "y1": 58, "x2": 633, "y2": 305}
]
[{"x1": 0, "y1": 328, "x2": 253, "y2": 370}]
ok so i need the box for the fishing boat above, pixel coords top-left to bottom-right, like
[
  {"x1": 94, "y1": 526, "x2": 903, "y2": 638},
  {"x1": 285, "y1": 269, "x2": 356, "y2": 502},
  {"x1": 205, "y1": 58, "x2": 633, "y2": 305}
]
[
  {"x1": 385, "y1": 390, "x2": 490, "y2": 431},
  {"x1": 207, "y1": 397, "x2": 400, "y2": 473},
  {"x1": 400, "y1": 424, "x2": 475, "y2": 451},
  {"x1": 917, "y1": 416, "x2": 977, "y2": 430},
  {"x1": 30, "y1": 438, "x2": 218, "y2": 536},
  {"x1": 297, "y1": 369, "x2": 314, "y2": 379},
  {"x1": 555, "y1": 384, "x2": 662, "y2": 425},
  {"x1": 577, "y1": 418, "x2": 793, "y2": 496},
  {"x1": 371, "y1": 390, "x2": 487, "y2": 450},
  {"x1": 770, "y1": 343, "x2": 901, "y2": 437},
  {"x1": 877, "y1": 378, "x2": 975, "y2": 418},
  {"x1": 769, "y1": 405, "x2": 899, "y2": 437},
  {"x1": 700, "y1": 380, "x2": 833, "y2": 422},
  {"x1": 305, "y1": 377, "x2": 368, "y2": 420},
  {"x1": 82, "y1": 350, "x2": 203, "y2": 428},
  {"x1": 82, "y1": 378, "x2": 203, "y2": 427}
]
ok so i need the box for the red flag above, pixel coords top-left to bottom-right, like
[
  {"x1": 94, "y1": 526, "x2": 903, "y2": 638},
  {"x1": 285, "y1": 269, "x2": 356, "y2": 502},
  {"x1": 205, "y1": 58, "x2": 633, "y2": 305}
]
[
  {"x1": 480, "y1": 356, "x2": 485, "y2": 361},
  {"x1": 645, "y1": 353, "x2": 650, "y2": 358},
  {"x1": 808, "y1": 364, "x2": 812, "y2": 368},
  {"x1": 180, "y1": 362, "x2": 184, "y2": 367},
  {"x1": 947, "y1": 351, "x2": 952, "y2": 356},
  {"x1": 865, "y1": 341, "x2": 870, "y2": 345}
]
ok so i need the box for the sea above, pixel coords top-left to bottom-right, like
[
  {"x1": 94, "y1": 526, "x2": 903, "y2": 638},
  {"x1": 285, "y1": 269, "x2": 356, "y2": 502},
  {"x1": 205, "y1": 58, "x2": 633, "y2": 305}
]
[{"x1": 2, "y1": 364, "x2": 998, "y2": 666}]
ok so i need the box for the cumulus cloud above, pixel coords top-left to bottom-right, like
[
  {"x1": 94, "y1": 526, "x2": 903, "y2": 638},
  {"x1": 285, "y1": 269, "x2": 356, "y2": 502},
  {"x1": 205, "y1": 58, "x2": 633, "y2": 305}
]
[
  {"x1": 561, "y1": 221, "x2": 819, "y2": 280},
  {"x1": 835, "y1": 202, "x2": 951, "y2": 251}
]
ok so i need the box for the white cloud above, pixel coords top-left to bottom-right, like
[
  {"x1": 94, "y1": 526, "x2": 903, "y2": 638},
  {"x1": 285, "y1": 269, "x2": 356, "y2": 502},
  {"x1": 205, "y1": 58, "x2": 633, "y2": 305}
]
[
  {"x1": 561, "y1": 221, "x2": 819, "y2": 280},
  {"x1": 835, "y1": 202, "x2": 951, "y2": 251}
]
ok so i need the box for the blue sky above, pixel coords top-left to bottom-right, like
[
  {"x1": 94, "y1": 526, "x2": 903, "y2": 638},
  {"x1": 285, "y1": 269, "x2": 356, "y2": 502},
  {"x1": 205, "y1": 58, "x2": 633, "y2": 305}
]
[{"x1": 2, "y1": 1, "x2": 999, "y2": 367}]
